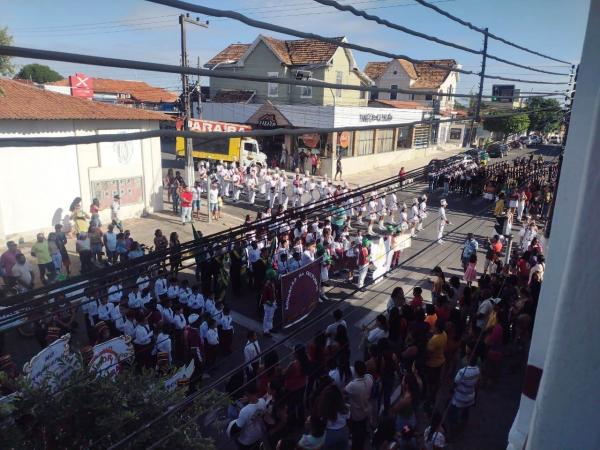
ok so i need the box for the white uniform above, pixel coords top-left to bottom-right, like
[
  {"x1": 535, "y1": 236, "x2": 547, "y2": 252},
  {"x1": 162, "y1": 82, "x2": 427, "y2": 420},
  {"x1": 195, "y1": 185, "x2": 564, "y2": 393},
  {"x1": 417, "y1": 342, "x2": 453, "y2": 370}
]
[
  {"x1": 438, "y1": 206, "x2": 448, "y2": 242},
  {"x1": 418, "y1": 200, "x2": 428, "y2": 231},
  {"x1": 263, "y1": 302, "x2": 277, "y2": 334}
]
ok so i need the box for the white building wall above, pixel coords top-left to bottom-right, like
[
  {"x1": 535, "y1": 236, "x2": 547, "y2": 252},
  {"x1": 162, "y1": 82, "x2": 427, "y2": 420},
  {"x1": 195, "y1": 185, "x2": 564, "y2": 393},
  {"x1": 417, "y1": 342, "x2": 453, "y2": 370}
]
[
  {"x1": 373, "y1": 60, "x2": 413, "y2": 101},
  {"x1": 0, "y1": 120, "x2": 163, "y2": 241}
]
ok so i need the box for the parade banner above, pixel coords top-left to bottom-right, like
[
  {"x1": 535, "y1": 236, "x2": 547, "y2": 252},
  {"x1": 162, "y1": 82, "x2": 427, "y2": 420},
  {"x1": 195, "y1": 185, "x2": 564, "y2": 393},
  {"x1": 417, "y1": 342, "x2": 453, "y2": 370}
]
[
  {"x1": 22, "y1": 334, "x2": 80, "y2": 392},
  {"x1": 89, "y1": 335, "x2": 134, "y2": 377},
  {"x1": 281, "y1": 258, "x2": 321, "y2": 327},
  {"x1": 164, "y1": 359, "x2": 195, "y2": 392}
]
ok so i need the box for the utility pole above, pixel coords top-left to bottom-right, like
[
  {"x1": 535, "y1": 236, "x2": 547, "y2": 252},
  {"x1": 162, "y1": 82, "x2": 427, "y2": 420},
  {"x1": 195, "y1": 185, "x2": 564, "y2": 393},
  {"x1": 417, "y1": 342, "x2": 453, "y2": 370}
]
[
  {"x1": 179, "y1": 13, "x2": 208, "y2": 189},
  {"x1": 469, "y1": 28, "x2": 488, "y2": 147}
]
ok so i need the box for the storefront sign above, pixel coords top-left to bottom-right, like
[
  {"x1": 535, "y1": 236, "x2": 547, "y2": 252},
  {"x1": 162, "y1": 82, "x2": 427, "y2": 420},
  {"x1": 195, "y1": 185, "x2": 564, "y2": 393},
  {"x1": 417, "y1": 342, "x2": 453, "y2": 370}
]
[
  {"x1": 359, "y1": 113, "x2": 392, "y2": 123},
  {"x1": 69, "y1": 73, "x2": 94, "y2": 99},
  {"x1": 257, "y1": 113, "x2": 278, "y2": 128},
  {"x1": 188, "y1": 119, "x2": 251, "y2": 133},
  {"x1": 301, "y1": 133, "x2": 320, "y2": 148},
  {"x1": 281, "y1": 258, "x2": 321, "y2": 327},
  {"x1": 338, "y1": 131, "x2": 350, "y2": 148}
]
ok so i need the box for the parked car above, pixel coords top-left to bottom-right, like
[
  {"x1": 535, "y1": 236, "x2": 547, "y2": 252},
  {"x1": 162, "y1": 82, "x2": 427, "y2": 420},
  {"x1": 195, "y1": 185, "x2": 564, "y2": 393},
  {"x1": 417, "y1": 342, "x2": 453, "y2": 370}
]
[
  {"x1": 549, "y1": 135, "x2": 562, "y2": 145},
  {"x1": 463, "y1": 148, "x2": 480, "y2": 158},
  {"x1": 425, "y1": 158, "x2": 443, "y2": 175},
  {"x1": 452, "y1": 154, "x2": 475, "y2": 165},
  {"x1": 487, "y1": 143, "x2": 508, "y2": 158},
  {"x1": 509, "y1": 140, "x2": 523, "y2": 149}
]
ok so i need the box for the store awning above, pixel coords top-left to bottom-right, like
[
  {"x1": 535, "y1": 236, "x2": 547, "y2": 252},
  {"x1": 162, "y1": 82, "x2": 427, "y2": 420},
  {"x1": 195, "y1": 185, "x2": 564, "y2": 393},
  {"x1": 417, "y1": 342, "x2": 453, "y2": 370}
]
[{"x1": 246, "y1": 101, "x2": 292, "y2": 128}]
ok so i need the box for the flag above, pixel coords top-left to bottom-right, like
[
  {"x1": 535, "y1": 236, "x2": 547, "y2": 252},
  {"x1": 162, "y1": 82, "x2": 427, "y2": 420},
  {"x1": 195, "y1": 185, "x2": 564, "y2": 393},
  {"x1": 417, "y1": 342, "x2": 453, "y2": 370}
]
[{"x1": 191, "y1": 222, "x2": 203, "y2": 241}]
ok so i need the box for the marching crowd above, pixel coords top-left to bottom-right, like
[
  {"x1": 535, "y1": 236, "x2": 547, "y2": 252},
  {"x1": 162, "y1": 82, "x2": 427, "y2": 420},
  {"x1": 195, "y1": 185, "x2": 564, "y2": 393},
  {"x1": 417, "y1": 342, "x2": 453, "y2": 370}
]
[{"x1": 0, "y1": 151, "x2": 557, "y2": 449}]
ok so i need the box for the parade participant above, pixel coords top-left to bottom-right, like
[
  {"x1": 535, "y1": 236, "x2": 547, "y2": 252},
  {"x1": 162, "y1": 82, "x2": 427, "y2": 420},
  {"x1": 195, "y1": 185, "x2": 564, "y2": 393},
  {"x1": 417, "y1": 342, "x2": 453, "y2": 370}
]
[
  {"x1": 292, "y1": 174, "x2": 304, "y2": 208},
  {"x1": 232, "y1": 169, "x2": 242, "y2": 202},
  {"x1": 377, "y1": 193, "x2": 388, "y2": 231},
  {"x1": 437, "y1": 199, "x2": 450, "y2": 244},
  {"x1": 244, "y1": 331, "x2": 261, "y2": 380},
  {"x1": 127, "y1": 284, "x2": 143, "y2": 310},
  {"x1": 153, "y1": 322, "x2": 173, "y2": 367},
  {"x1": 410, "y1": 199, "x2": 420, "y2": 237},
  {"x1": 367, "y1": 196, "x2": 377, "y2": 236},
  {"x1": 263, "y1": 298, "x2": 277, "y2": 337},
  {"x1": 133, "y1": 311, "x2": 153, "y2": 369},
  {"x1": 219, "y1": 306, "x2": 234, "y2": 355},
  {"x1": 111, "y1": 195, "x2": 123, "y2": 232},
  {"x1": 418, "y1": 195, "x2": 428, "y2": 232},
  {"x1": 386, "y1": 189, "x2": 398, "y2": 224},
  {"x1": 204, "y1": 318, "x2": 219, "y2": 368},
  {"x1": 246, "y1": 172, "x2": 257, "y2": 205},
  {"x1": 357, "y1": 238, "x2": 371, "y2": 290},
  {"x1": 188, "y1": 285, "x2": 205, "y2": 316}
]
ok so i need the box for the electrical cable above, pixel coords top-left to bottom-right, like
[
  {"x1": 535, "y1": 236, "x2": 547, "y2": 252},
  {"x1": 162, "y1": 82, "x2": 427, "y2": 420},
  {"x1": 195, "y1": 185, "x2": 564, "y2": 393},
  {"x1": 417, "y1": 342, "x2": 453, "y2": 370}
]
[
  {"x1": 143, "y1": 0, "x2": 569, "y2": 86},
  {"x1": 311, "y1": 0, "x2": 569, "y2": 76},
  {"x1": 413, "y1": 0, "x2": 572, "y2": 65}
]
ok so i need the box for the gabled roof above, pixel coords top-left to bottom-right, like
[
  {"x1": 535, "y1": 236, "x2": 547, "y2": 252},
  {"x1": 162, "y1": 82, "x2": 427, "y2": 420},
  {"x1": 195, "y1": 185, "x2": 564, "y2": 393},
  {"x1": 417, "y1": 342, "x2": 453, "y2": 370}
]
[
  {"x1": 206, "y1": 35, "x2": 344, "y2": 67},
  {"x1": 212, "y1": 89, "x2": 256, "y2": 103},
  {"x1": 363, "y1": 58, "x2": 456, "y2": 89},
  {"x1": 48, "y1": 77, "x2": 179, "y2": 103},
  {"x1": 205, "y1": 43, "x2": 252, "y2": 67},
  {"x1": 0, "y1": 79, "x2": 172, "y2": 121}
]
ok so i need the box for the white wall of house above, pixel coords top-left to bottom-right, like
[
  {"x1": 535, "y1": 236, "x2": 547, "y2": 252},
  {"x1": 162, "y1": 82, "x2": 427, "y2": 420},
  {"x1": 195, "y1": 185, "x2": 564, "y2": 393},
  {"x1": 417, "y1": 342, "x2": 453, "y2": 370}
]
[
  {"x1": 0, "y1": 120, "x2": 163, "y2": 241},
  {"x1": 373, "y1": 60, "x2": 414, "y2": 101}
]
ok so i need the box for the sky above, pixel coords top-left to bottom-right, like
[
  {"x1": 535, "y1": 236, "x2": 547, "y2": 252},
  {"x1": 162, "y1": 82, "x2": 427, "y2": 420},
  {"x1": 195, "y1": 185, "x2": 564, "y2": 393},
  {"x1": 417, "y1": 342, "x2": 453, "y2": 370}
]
[{"x1": 1, "y1": 0, "x2": 591, "y2": 101}]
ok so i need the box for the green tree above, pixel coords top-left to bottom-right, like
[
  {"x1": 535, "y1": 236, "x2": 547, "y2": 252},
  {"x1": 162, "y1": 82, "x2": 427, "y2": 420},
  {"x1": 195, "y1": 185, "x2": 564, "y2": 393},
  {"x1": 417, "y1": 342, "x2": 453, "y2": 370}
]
[
  {"x1": 0, "y1": 361, "x2": 223, "y2": 449},
  {"x1": 483, "y1": 112, "x2": 530, "y2": 141},
  {"x1": 15, "y1": 63, "x2": 64, "y2": 83},
  {"x1": 0, "y1": 27, "x2": 14, "y2": 76},
  {"x1": 526, "y1": 97, "x2": 563, "y2": 134}
]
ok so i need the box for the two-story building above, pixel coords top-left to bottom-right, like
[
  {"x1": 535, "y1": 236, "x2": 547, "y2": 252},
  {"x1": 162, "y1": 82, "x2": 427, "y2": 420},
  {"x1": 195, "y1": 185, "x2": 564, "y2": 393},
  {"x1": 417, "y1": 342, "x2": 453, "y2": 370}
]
[
  {"x1": 205, "y1": 34, "x2": 370, "y2": 107},
  {"x1": 364, "y1": 58, "x2": 460, "y2": 111}
]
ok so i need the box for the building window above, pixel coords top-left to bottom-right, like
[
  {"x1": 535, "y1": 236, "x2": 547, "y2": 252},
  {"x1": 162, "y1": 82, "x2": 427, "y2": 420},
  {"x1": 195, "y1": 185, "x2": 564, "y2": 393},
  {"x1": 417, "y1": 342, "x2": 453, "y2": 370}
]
[
  {"x1": 390, "y1": 84, "x2": 398, "y2": 100},
  {"x1": 447, "y1": 85, "x2": 453, "y2": 106},
  {"x1": 450, "y1": 127, "x2": 462, "y2": 140},
  {"x1": 299, "y1": 84, "x2": 312, "y2": 98},
  {"x1": 371, "y1": 88, "x2": 379, "y2": 100},
  {"x1": 397, "y1": 126, "x2": 411, "y2": 148},
  {"x1": 425, "y1": 94, "x2": 433, "y2": 101},
  {"x1": 336, "y1": 71, "x2": 343, "y2": 97},
  {"x1": 377, "y1": 128, "x2": 395, "y2": 153},
  {"x1": 410, "y1": 94, "x2": 415, "y2": 100},
  {"x1": 357, "y1": 129, "x2": 374, "y2": 155},
  {"x1": 267, "y1": 72, "x2": 279, "y2": 97}
]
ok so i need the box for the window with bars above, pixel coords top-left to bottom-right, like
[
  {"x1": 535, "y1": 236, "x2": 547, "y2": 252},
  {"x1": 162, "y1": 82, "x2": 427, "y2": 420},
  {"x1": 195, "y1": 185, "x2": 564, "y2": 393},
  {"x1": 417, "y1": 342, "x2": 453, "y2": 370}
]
[
  {"x1": 377, "y1": 128, "x2": 395, "y2": 153},
  {"x1": 413, "y1": 125, "x2": 430, "y2": 148},
  {"x1": 357, "y1": 129, "x2": 375, "y2": 155},
  {"x1": 397, "y1": 126, "x2": 412, "y2": 148}
]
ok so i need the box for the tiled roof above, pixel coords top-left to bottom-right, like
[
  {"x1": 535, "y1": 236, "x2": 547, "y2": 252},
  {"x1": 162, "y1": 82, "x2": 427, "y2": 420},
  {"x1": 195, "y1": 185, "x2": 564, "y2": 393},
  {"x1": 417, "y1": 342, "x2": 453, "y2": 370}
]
[
  {"x1": 212, "y1": 89, "x2": 256, "y2": 103},
  {"x1": 369, "y1": 99, "x2": 431, "y2": 110},
  {"x1": 364, "y1": 62, "x2": 389, "y2": 81},
  {"x1": 207, "y1": 36, "x2": 343, "y2": 68},
  {"x1": 48, "y1": 77, "x2": 179, "y2": 103},
  {"x1": 412, "y1": 59, "x2": 456, "y2": 89},
  {"x1": 0, "y1": 79, "x2": 173, "y2": 121},
  {"x1": 205, "y1": 43, "x2": 251, "y2": 67},
  {"x1": 363, "y1": 58, "x2": 455, "y2": 89}
]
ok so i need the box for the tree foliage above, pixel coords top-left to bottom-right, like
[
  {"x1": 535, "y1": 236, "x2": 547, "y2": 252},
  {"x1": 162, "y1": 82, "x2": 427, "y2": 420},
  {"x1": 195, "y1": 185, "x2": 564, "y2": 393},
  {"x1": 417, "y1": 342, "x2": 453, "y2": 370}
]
[
  {"x1": 0, "y1": 359, "x2": 223, "y2": 450},
  {"x1": 483, "y1": 112, "x2": 530, "y2": 140},
  {"x1": 526, "y1": 97, "x2": 563, "y2": 134},
  {"x1": 0, "y1": 27, "x2": 14, "y2": 76},
  {"x1": 15, "y1": 63, "x2": 64, "y2": 83}
]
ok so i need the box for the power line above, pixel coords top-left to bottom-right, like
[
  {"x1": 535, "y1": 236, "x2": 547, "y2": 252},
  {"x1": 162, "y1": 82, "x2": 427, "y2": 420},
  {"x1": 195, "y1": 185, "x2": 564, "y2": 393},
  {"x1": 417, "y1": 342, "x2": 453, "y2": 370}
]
[
  {"x1": 413, "y1": 0, "x2": 572, "y2": 65},
  {"x1": 311, "y1": 0, "x2": 569, "y2": 76},
  {"x1": 0, "y1": 45, "x2": 567, "y2": 102},
  {"x1": 144, "y1": 0, "x2": 569, "y2": 86}
]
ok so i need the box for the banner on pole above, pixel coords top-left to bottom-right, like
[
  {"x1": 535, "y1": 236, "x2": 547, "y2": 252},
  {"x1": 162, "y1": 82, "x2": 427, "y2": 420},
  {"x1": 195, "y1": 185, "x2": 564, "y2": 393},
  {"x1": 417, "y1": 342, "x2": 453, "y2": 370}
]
[
  {"x1": 89, "y1": 335, "x2": 134, "y2": 376},
  {"x1": 164, "y1": 359, "x2": 195, "y2": 392},
  {"x1": 280, "y1": 257, "x2": 321, "y2": 327}
]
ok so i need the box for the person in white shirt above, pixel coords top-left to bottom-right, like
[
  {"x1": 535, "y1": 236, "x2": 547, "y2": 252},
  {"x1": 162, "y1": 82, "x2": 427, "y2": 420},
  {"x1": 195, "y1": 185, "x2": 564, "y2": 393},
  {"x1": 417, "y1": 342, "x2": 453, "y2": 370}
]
[
  {"x1": 263, "y1": 300, "x2": 277, "y2": 337},
  {"x1": 133, "y1": 312, "x2": 153, "y2": 368},
  {"x1": 97, "y1": 296, "x2": 116, "y2": 324},
  {"x1": 344, "y1": 360, "x2": 373, "y2": 449},
  {"x1": 136, "y1": 274, "x2": 150, "y2": 292},
  {"x1": 167, "y1": 278, "x2": 180, "y2": 300},
  {"x1": 219, "y1": 306, "x2": 234, "y2": 355},
  {"x1": 209, "y1": 184, "x2": 219, "y2": 221},
  {"x1": 228, "y1": 384, "x2": 267, "y2": 449},
  {"x1": 178, "y1": 280, "x2": 192, "y2": 307},
  {"x1": 437, "y1": 198, "x2": 450, "y2": 244},
  {"x1": 325, "y1": 309, "x2": 347, "y2": 342},
  {"x1": 204, "y1": 318, "x2": 219, "y2": 367},
  {"x1": 410, "y1": 198, "x2": 420, "y2": 237},
  {"x1": 418, "y1": 194, "x2": 428, "y2": 232},
  {"x1": 108, "y1": 282, "x2": 123, "y2": 304},
  {"x1": 192, "y1": 181, "x2": 202, "y2": 221},
  {"x1": 204, "y1": 297, "x2": 216, "y2": 317},
  {"x1": 153, "y1": 323, "x2": 173, "y2": 366},
  {"x1": 128, "y1": 286, "x2": 143, "y2": 310},
  {"x1": 246, "y1": 175, "x2": 257, "y2": 205},
  {"x1": 188, "y1": 286, "x2": 205, "y2": 315},
  {"x1": 81, "y1": 290, "x2": 99, "y2": 337},
  {"x1": 362, "y1": 314, "x2": 389, "y2": 357},
  {"x1": 110, "y1": 195, "x2": 123, "y2": 232},
  {"x1": 161, "y1": 299, "x2": 174, "y2": 325},
  {"x1": 154, "y1": 274, "x2": 168, "y2": 299},
  {"x1": 301, "y1": 243, "x2": 316, "y2": 267},
  {"x1": 243, "y1": 331, "x2": 261, "y2": 379}
]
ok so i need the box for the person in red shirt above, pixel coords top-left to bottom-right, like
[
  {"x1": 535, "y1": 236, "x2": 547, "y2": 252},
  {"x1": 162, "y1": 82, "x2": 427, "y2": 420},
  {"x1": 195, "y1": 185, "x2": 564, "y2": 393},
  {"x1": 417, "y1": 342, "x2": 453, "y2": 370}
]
[
  {"x1": 284, "y1": 344, "x2": 311, "y2": 426},
  {"x1": 180, "y1": 185, "x2": 193, "y2": 225},
  {"x1": 398, "y1": 166, "x2": 406, "y2": 190}
]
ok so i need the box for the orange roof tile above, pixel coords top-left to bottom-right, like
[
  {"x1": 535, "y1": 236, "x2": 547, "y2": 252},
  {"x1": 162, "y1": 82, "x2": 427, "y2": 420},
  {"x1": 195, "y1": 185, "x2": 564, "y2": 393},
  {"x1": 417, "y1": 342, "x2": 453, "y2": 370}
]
[
  {"x1": 369, "y1": 99, "x2": 431, "y2": 110},
  {"x1": 397, "y1": 59, "x2": 418, "y2": 79},
  {"x1": 205, "y1": 43, "x2": 251, "y2": 67},
  {"x1": 0, "y1": 79, "x2": 173, "y2": 121},
  {"x1": 412, "y1": 59, "x2": 456, "y2": 89},
  {"x1": 49, "y1": 77, "x2": 179, "y2": 103},
  {"x1": 212, "y1": 89, "x2": 255, "y2": 103}
]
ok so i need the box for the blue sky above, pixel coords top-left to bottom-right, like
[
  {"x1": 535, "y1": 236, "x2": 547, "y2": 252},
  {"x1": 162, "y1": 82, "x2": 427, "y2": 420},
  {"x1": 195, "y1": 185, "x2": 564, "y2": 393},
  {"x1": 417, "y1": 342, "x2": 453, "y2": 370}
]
[{"x1": 1, "y1": 0, "x2": 591, "y2": 99}]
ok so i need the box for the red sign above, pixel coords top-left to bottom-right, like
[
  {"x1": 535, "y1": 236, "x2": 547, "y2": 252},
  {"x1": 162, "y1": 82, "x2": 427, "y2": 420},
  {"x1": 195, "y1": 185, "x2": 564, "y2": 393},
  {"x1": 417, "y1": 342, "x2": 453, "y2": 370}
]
[
  {"x1": 301, "y1": 133, "x2": 320, "y2": 148},
  {"x1": 188, "y1": 119, "x2": 251, "y2": 133},
  {"x1": 69, "y1": 73, "x2": 94, "y2": 99},
  {"x1": 280, "y1": 258, "x2": 321, "y2": 327},
  {"x1": 338, "y1": 131, "x2": 350, "y2": 148}
]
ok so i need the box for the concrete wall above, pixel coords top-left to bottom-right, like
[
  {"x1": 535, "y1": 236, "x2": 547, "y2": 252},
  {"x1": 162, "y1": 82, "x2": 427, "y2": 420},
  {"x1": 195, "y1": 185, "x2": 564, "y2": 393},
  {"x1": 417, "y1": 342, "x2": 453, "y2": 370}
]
[
  {"x1": 322, "y1": 47, "x2": 366, "y2": 107},
  {"x1": 0, "y1": 120, "x2": 163, "y2": 242}
]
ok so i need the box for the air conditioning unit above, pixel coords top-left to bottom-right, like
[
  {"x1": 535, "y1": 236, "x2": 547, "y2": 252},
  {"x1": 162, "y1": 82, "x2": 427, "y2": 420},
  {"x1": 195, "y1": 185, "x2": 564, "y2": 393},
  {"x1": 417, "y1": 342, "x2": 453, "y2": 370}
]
[{"x1": 294, "y1": 69, "x2": 313, "y2": 81}]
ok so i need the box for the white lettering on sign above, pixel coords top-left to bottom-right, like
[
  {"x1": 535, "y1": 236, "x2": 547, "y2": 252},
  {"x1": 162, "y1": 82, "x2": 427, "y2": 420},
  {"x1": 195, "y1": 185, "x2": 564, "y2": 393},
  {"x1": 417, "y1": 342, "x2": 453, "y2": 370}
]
[
  {"x1": 359, "y1": 113, "x2": 393, "y2": 123},
  {"x1": 188, "y1": 119, "x2": 252, "y2": 133}
]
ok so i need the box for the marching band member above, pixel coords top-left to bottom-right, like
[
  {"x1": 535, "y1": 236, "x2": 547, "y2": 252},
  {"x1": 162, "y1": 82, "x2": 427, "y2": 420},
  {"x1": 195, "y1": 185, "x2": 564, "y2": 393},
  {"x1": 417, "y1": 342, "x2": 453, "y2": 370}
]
[
  {"x1": 367, "y1": 195, "x2": 378, "y2": 236},
  {"x1": 410, "y1": 198, "x2": 420, "y2": 237},
  {"x1": 437, "y1": 198, "x2": 450, "y2": 244},
  {"x1": 219, "y1": 306, "x2": 234, "y2": 355},
  {"x1": 377, "y1": 192, "x2": 387, "y2": 231},
  {"x1": 418, "y1": 194, "x2": 428, "y2": 232},
  {"x1": 246, "y1": 173, "x2": 257, "y2": 205}
]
